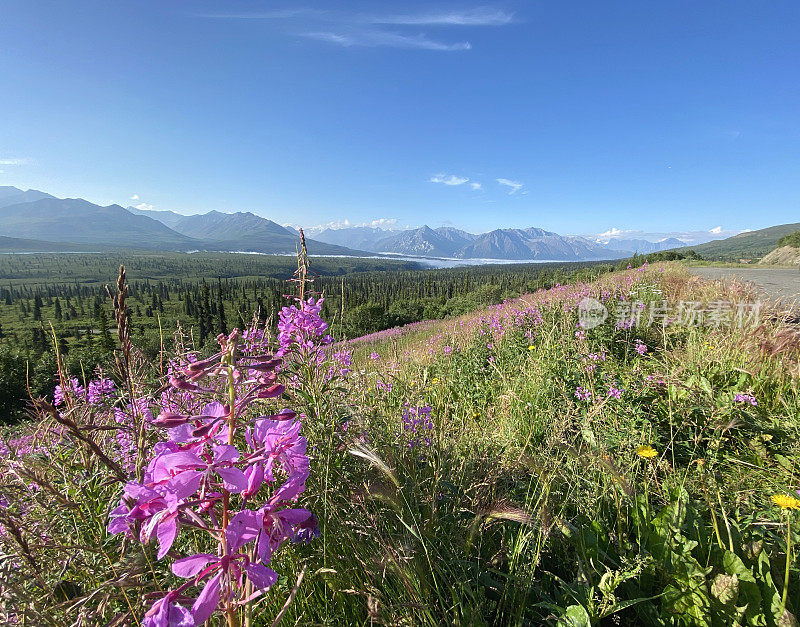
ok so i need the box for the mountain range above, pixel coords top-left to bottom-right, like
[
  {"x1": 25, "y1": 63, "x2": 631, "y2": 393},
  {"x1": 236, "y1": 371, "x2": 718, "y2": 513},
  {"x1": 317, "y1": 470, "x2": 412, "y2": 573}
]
[
  {"x1": 0, "y1": 187, "x2": 359, "y2": 256},
  {"x1": 0, "y1": 186, "x2": 689, "y2": 261},
  {"x1": 309, "y1": 225, "x2": 685, "y2": 260}
]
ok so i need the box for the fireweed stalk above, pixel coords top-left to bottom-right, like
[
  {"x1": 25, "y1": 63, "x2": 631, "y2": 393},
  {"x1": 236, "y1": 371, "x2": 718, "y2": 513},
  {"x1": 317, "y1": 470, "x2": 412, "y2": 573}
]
[{"x1": 107, "y1": 328, "x2": 319, "y2": 626}]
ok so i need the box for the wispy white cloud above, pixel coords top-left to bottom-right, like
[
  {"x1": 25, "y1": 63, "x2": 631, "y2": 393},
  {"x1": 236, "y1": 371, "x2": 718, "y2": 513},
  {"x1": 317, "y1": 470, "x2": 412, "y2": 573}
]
[
  {"x1": 496, "y1": 178, "x2": 524, "y2": 194},
  {"x1": 590, "y1": 226, "x2": 742, "y2": 245},
  {"x1": 368, "y1": 9, "x2": 514, "y2": 26},
  {"x1": 300, "y1": 217, "x2": 404, "y2": 234},
  {"x1": 430, "y1": 173, "x2": 469, "y2": 186},
  {"x1": 470, "y1": 182, "x2": 482, "y2": 190},
  {"x1": 200, "y1": 7, "x2": 513, "y2": 52},
  {"x1": 595, "y1": 227, "x2": 629, "y2": 241},
  {"x1": 303, "y1": 30, "x2": 470, "y2": 51},
  {"x1": 130, "y1": 193, "x2": 140, "y2": 201},
  {"x1": 134, "y1": 202, "x2": 155, "y2": 211},
  {"x1": 366, "y1": 217, "x2": 400, "y2": 228},
  {"x1": 200, "y1": 7, "x2": 513, "y2": 27},
  {"x1": 0, "y1": 157, "x2": 33, "y2": 166}
]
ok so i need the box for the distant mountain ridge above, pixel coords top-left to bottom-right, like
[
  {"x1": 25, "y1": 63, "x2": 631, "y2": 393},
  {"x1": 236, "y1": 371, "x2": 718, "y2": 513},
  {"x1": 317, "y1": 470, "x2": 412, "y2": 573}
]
[
  {"x1": 131, "y1": 206, "x2": 361, "y2": 256},
  {"x1": 598, "y1": 237, "x2": 688, "y2": 255},
  {"x1": 0, "y1": 196, "x2": 197, "y2": 248},
  {"x1": 373, "y1": 226, "x2": 474, "y2": 257},
  {"x1": 313, "y1": 225, "x2": 630, "y2": 260},
  {"x1": 0, "y1": 187, "x2": 364, "y2": 256},
  {"x1": 0, "y1": 186, "x2": 54, "y2": 208}
]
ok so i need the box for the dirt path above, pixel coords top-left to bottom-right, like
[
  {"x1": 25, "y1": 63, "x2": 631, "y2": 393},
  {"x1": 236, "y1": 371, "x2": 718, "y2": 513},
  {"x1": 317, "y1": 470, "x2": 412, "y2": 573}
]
[{"x1": 689, "y1": 266, "x2": 800, "y2": 310}]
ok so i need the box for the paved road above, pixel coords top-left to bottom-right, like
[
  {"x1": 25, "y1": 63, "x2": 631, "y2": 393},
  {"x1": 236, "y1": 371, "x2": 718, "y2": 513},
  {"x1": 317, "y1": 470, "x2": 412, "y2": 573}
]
[{"x1": 689, "y1": 267, "x2": 800, "y2": 309}]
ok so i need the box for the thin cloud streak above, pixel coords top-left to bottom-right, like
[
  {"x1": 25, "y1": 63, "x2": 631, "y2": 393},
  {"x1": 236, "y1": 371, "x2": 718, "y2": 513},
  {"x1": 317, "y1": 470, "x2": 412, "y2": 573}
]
[
  {"x1": 0, "y1": 158, "x2": 33, "y2": 166},
  {"x1": 199, "y1": 7, "x2": 513, "y2": 26},
  {"x1": 199, "y1": 7, "x2": 513, "y2": 51},
  {"x1": 430, "y1": 173, "x2": 470, "y2": 186},
  {"x1": 496, "y1": 178, "x2": 524, "y2": 194},
  {"x1": 303, "y1": 31, "x2": 471, "y2": 51},
  {"x1": 368, "y1": 9, "x2": 514, "y2": 26},
  {"x1": 590, "y1": 226, "x2": 742, "y2": 245}
]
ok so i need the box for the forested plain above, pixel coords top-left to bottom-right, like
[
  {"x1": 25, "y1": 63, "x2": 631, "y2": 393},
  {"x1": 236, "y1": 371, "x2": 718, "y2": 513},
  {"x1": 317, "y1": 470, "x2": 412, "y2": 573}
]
[{"x1": 0, "y1": 250, "x2": 678, "y2": 420}]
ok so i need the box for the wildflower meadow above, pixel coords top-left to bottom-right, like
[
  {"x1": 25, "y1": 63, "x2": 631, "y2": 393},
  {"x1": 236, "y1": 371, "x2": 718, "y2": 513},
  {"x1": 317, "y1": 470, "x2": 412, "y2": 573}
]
[{"x1": 2, "y1": 260, "x2": 800, "y2": 625}]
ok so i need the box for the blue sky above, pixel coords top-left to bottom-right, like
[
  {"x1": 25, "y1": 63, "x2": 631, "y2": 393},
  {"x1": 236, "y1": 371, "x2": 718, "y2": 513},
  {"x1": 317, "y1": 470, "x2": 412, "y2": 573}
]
[{"x1": 1, "y1": 1, "x2": 798, "y2": 241}]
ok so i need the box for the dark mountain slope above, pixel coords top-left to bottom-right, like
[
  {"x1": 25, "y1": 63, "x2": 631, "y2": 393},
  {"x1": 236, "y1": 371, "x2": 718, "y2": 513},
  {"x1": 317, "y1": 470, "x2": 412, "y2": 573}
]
[{"x1": 0, "y1": 198, "x2": 195, "y2": 248}]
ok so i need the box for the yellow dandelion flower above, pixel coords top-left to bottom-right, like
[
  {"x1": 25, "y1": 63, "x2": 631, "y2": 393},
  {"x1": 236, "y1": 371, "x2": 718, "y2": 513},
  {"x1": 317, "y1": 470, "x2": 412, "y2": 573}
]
[
  {"x1": 771, "y1": 494, "x2": 800, "y2": 510},
  {"x1": 473, "y1": 413, "x2": 479, "y2": 419},
  {"x1": 432, "y1": 378, "x2": 439, "y2": 384},
  {"x1": 409, "y1": 381, "x2": 416, "y2": 387},
  {"x1": 636, "y1": 445, "x2": 657, "y2": 458},
  {"x1": 528, "y1": 345, "x2": 535, "y2": 351}
]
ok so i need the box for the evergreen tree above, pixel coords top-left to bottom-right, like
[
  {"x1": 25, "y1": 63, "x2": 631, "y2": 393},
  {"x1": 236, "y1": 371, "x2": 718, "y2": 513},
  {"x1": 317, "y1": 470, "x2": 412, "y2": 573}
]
[
  {"x1": 217, "y1": 277, "x2": 227, "y2": 335},
  {"x1": 33, "y1": 294, "x2": 43, "y2": 321},
  {"x1": 97, "y1": 306, "x2": 114, "y2": 351}
]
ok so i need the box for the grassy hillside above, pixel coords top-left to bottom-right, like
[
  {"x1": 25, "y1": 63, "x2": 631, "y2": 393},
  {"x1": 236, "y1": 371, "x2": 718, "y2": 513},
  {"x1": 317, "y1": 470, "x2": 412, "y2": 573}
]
[
  {"x1": 3, "y1": 263, "x2": 800, "y2": 624},
  {"x1": 671, "y1": 222, "x2": 800, "y2": 260}
]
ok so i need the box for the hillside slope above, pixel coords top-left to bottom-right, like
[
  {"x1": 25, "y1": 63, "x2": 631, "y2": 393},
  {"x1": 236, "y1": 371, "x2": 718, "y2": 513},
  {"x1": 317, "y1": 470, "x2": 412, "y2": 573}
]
[
  {"x1": 670, "y1": 222, "x2": 800, "y2": 260},
  {"x1": 759, "y1": 246, "x2": 800, "y2": 266},
  {"x1": 0, "y1": 197, "x2": 196, "y2": 248},
  {"x1": 0, "y1": 236, "x2": 89, "y2": 252}
]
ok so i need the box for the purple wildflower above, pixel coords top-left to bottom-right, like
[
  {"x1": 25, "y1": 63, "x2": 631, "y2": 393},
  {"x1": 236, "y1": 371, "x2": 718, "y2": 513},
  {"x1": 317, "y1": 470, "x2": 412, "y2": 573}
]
[
  {"x1": 734, "y1": 393, "x2": 758, "y2": 406},
  {"x1": 276, "y1": 297, "x2": 332, "y2": 357}
]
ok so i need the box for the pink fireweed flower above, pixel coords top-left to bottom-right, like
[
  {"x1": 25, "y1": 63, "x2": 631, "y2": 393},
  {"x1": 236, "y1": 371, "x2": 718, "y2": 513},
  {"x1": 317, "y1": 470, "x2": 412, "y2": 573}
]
[
  {"x1": 276, "y1": 296, "x2": 332, "y2": 356},
  {"x1": 109, "y1": 469, "x2": 202, "y2": 559},
  {"x1": 734, "y1": 393, "x2": 758, "y2": 406},
  {"x1": 86, "y1": 377, "x2": 115, "y2": 404},
  {"x1": 53, "y1": 377, "x2": 86, "y2": 406},
  {"x1": 634, "y1": 340, "x2": 648, "y2": 356},
  {"x1": 107, "y1": 323, "x2": 315, "y2": 626},
  {"x1": 574, "y1": 387, "x2": 592, "y2": 402},
  {"x1": 171, "y1": 549, "x2": 278, "y2": 625},
  {"x1": 143, "y1": 591, "x2": 194, "y2": 627},
  {"x1": 246, "y1": 418, "x2": 309, "y2": 484},
  {"x1": 607, "y1": 387, "x2": 623, "y2": 399},
  {"x1": 150, "y1": 444, "x2": 248, "y2": 493}
]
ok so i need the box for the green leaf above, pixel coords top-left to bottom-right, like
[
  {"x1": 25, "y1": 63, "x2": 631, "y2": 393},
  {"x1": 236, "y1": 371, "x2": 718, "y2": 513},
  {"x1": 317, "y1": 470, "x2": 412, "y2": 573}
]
[{"x1": 558, "y1": 604, "x2": 591, "y2": 627}]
